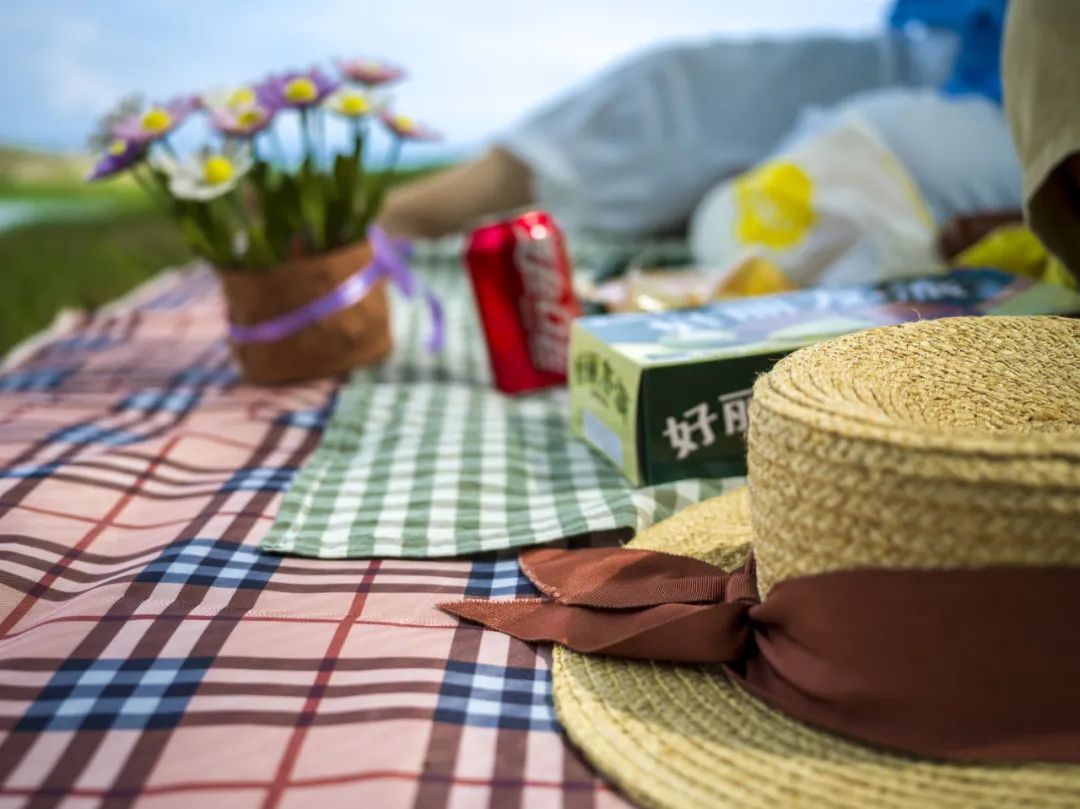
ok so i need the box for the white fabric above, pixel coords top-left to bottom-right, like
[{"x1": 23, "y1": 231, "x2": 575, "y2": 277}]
[
  {"x1": 501, "y1": 31, "x2": 960, "y2": 234},
  {"x1": 689, "y1": 118, "x2": 941, "y2": 286},
  {"x1": 774, "y1": 88, "x2": 1023, "y2": 225}
]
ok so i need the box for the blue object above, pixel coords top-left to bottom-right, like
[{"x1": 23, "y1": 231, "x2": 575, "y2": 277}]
[{"x1": 890, "y1": 0, "x2": 1008, "y2": 103}]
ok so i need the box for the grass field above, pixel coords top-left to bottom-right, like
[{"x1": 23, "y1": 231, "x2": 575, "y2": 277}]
[
  {"x1": 0, "y1": 209, "x2": 191, "y2": 355},
  {"x1": 0, "y1": 146, "x2": 184, "y2": 355},
  {"x1": 0, "y1": 146, "x2": 443, "y2": 357}
]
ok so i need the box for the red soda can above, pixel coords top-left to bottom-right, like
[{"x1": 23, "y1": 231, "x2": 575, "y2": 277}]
[{"x1": 465, "y1": 210, "x2": 581, "y2": 394}]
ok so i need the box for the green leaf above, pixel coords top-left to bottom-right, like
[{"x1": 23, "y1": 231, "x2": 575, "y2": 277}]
[
  {"x1": 325, "y1": 152, "x2": 359, "y2": 248},
  {"x1": 276, "y1": 173, "x2": 303, "y2": 232},
  {"x1": 175, "y1": 215, "x2": 217, "y2": 261},
  {"x1": 247, "y1": 162, "x2": 285, "y2": 263},
  {"x1": 195, "y1": 199, "x2": 236, "y2": 268},
  {"x1": 173, "y1": 201, "x2": 229, "y2": 266},
  {"x1": 298, "y1": 157, "x2": 326, "y2": 252}
]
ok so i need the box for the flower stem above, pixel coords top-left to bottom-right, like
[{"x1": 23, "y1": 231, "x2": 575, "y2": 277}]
[
  {"x1": 130, "y1": 164, "x2": 171, "y2": 214},
  {"x1": 160, "y1": 138, "x2": 181, "y2": 160},
  {"x1": 364, "y1": 136, "x2": 402, "y2": 229},
  {"x1": 229, "y1": 191, "x2": 275, "y2": 267},
  {"x1": 136, "y1": 165, "x2": 226, "y2": 266},
  {"x1": 299, "y1": 108, "x2": 314, "y2": 165},
  {"x1": 268, "y1": 127, "x2": 288, "y2": 169},
  {"x1": 206, "y1": 198, "x2": 239, "y2": 267},
  {"x1": 297, "y1": 114, "x2": 324, "y2": 251},
  {"x1": 316, "y1": 109, "x2": 327, "y2": 170},
  {"x1": 348, "y1": 119, "x2": 366, "y2": 236},
  {"x1": 351, "y1": 118, "x2": 364, "y2": 162},
  {"x1": 388, "y1": 134, "x2": 403, "y2": 172}
]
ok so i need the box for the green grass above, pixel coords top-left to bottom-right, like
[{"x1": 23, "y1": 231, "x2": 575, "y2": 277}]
[
  {"x1": 0, "y1": 146, "x2": 191, "y2": 355},
  {"x1": 0, "y1": 207, "x2": 190, "y2": 356}
]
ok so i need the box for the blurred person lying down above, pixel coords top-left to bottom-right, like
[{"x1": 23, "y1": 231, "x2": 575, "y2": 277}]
[{"x1": 382, "y1": 1, "x2": 1030, "y2": 289}]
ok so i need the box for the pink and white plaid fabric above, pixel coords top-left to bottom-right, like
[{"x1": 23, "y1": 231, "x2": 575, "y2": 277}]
[{"x1": 0, "y1": 266, "x2": 628, "y2": 808}]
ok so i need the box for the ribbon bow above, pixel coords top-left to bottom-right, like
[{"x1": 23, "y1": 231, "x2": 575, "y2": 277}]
[
  {"x1": 228, "y1": 226, "x2": 445, "y2": 352},
  {"x1": 441, "y1": 545, "x2": 1080, "y2": 764},
  {"x1": 444, "y1": 547, "x2": 758, "y2": 663}
]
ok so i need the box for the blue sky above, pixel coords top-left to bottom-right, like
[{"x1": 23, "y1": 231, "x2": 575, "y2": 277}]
[{"x1": 1, "y1": 0, "x2": 889, "y2": 163}]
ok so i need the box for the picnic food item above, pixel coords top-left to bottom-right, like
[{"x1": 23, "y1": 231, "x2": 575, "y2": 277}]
[
  {"x1": 586, "y1": 255, "x2": 799, "y2": 313},
  {"x1": 444, "y1": 315, "x2": 1080, "y2": 808},
  {"x1": 570, "y1": 268, "x2": 1080, "y2": 484},
  {"x1": 465, "y1": 209, "x2": 581, "y2": 394},
  {"x1": 588, "y1": 268, "x2": 719, "y2": 313},
  {"x1": 85, "y1": 59, "x2": 442, "y2": 385}
]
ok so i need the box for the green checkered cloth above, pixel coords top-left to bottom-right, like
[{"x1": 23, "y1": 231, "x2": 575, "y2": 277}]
[{"x1": 261, "y1": 236, "x2": 743, "y2": 558}]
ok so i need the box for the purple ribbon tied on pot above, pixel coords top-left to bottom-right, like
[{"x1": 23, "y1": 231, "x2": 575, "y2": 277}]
[{"x1": 227, "y1": 227, "x2": 445, "y2": 352}]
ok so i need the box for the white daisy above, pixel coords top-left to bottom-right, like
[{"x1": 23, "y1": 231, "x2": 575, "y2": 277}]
[
  {"x1": 325, "y1": 86, "x2": 372, "y2": 119},
  {"x1": 199, "y1": 85, "x2": 259, "y2": 112},
  {"x1": 153, "y1": 142, "x2": 253, "y2": 202}
]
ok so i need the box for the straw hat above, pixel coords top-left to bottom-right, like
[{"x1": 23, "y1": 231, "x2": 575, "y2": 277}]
[{"x1": 551, "y1": 315, "x2": 1080, "y2": 809}]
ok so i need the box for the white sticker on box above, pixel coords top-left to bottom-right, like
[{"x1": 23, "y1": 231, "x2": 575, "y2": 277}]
[{"x1": 583, "y1": 409, "x2": 622, "y2": 467}]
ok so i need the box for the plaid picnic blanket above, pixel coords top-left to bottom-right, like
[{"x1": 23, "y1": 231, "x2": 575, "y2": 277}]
[
  {"x1": 0, "y1": 263, "x2": 631, "y2": 808},
  {"x1": 262, "y1": 241, "x2": 740, "y2": 558}
]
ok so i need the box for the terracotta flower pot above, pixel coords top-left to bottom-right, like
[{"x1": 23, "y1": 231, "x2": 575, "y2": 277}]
[{"x1": 220, "y1": 239, "x2": 393, "y2": 385}]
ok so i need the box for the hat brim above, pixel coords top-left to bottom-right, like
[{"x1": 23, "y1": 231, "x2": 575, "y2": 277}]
[{"x1": 553, "y1": 487, "x2": 1080, "y2": 808}]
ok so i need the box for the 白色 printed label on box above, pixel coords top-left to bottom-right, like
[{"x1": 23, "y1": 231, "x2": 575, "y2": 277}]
[{"x1": 569, "y1": 322, "x2": 643, "y2": 483}]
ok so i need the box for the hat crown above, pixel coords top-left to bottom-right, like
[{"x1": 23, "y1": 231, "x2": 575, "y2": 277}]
[{"x1": 747, "y1": 316, "x2": 1080, "y2": 596}]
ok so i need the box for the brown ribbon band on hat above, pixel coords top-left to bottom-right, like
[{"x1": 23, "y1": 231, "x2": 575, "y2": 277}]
[{"x1": 440, "y1": 547, "x2": 1080, "y2": 764}]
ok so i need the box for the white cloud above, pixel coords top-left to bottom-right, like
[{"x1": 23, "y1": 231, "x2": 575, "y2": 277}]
[{"x1": 31, "y1": 15, "x2": 120, "y2": 117}]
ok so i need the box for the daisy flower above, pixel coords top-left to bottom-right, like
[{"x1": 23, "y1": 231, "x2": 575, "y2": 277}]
[
  {"x1": 257, "y1": 69, "x2": 339, "y2": 110},
  {"x1": 336, "y1": 58, "x2": 405, "y2": 88},
  {"x1": 86, "y1": 138, "x2": 145, "y2": 181},
  {"x1": 210, "y1": 104, "x2": 275, "y2": 138},
  {"x1": 379, "y1": 111, "x2": 440, "y2": 141},
  {"x1": 111, "y1": 97, "x2": 197, "y2": 144},
  {"x1": 324, "y1": 86, "x2": 377, "y2": 119},
  {"x1": 153, "y1": 142, "x2": 254, "y2": 201}
]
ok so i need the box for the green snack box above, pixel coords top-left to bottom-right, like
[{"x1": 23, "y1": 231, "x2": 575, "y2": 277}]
[{"x1": 569, "y1": 268, "x2": 1080, "y2": 485}]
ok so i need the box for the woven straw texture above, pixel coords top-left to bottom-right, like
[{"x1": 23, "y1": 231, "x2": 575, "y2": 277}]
[
  {"x1": 749, "y1": 315, "x2": 1080, "y2": 594},
  {"x1": 554, "y1": 316, "x2": 1080, "y2": 809}
]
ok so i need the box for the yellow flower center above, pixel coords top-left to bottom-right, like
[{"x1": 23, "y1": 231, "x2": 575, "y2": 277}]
[
  {"x1": 340, "y1": 93, "x2": 370, "y2": 117},
  {"x1": 108, "y1": 139, "x2": 128, "y2": 156},
  {"x1": 141, "y1": 107, "x2": 173, "y2": 133},
  {"x1": 394, "y1": 114, "x2": 414, "y2": 132},
  {"x1": 237, "y1": 108, "x2": 264, "y2": 127},
  {"x1": 734, "y1": 160, "x2": 816, "y2": 249},
  {"x1": 284, "y1": 77, "x2": 318, "y2": 104},
  {"x1": 228, "y1": 87, "x2": 256, "y2": 108},
  {"x1": 203, "y1": 155, "x2": 235, "y2": 186}
]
